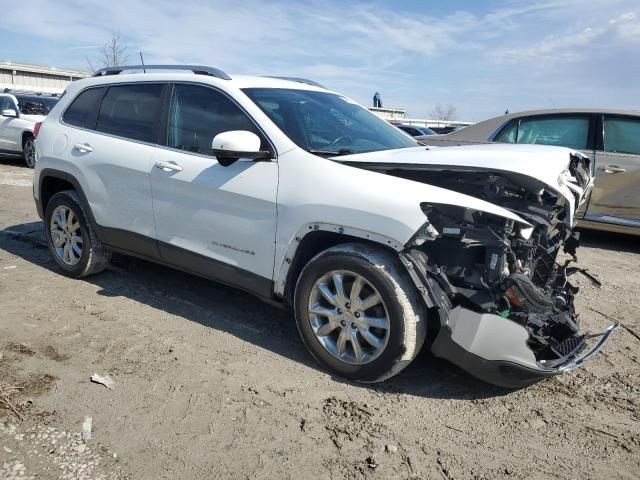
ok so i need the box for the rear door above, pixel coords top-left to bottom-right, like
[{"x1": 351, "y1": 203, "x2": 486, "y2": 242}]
[
  {"x1": 585, "y1": 115, "x2": 640, "y2": 223},
  {"x1": 61, "y1": 83, "x2": 164, "y2": 251},
  {"x1": 149, "y1": 83, "x2": 278, "y2": 294}
]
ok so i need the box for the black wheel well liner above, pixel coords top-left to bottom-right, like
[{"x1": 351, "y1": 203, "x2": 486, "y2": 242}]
[
  {"x1": 22, "y1": 131, "x2": 34, "y2": 147},
  {"x1": 283, "y1": 230, "x2": 397, "y2": 307}
]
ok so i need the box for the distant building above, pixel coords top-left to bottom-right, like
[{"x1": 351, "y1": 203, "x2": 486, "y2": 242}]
[
  {"x1": 0, "y1": 60, "x2": 88, "y2": 95},
  {"x1": 369, "y1": 106, "x2": 406, "y2": 121},
  {"x1": 368, "y1": 105, "x2": 472, "y2": 129}
]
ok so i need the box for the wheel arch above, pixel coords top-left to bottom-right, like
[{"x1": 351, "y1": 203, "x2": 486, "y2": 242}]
[
  {"x1": 37, "y1": 169, "x2": 97, "y2": 229},
  {"x1": 22, "y1": 130, "x2": 34, "y2": 147},
  {"x1": 278, "y1": 223, "x2": 403, "y2": 307}
]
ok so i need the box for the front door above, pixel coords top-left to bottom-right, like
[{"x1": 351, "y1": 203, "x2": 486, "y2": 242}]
[
  {"x1": 150, "y1": 84, "x2": 278, "y2": 294},
  {"x1": 586, "y1": 115, "x2": 640, "y2": 223},
  {"x1": 0, "y1": 96, "x2": 21, "y2": 152}
]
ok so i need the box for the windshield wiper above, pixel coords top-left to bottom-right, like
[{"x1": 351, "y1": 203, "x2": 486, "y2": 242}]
[{"x1": 307, "y1": 148, "x2": 355, "y2": 157}]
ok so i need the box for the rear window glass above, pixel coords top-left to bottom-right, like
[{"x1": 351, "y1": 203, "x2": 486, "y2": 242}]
[
  {"x1": 495, "y1": 121, "x2": 517, "y2": 143},
  {"x1": 95, "y1": 84, "x2": 163, "y2": 143},
  {"x1": 16, "y1": 95, "x2": 58, "y2": 115},
  {"x1": 603, "y1": 117, "x2": 640, "y2": 155},
  {"x1": 496, "y1": 116, "x2": 589, "y2": 150},
  {"x1": 517, "y1": 116, "x2": 589, "y2": 149},
  {"x1": 63, "y1": 88, "x2": 106, "y2": 128}
]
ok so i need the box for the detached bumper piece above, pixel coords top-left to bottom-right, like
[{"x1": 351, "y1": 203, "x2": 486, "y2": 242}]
[{"x1": 431, "y1": 306, "x2": 619, "y2": 388}]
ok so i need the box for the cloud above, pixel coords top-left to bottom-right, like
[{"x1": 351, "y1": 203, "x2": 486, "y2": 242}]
[{"x1": 1, "y1": 0, "x2": 638, "y2": 120}]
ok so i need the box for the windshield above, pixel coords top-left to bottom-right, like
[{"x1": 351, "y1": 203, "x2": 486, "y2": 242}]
[
  {"x1": 16, "y1": 95, "x2": 59, "y2": 115},
  {"x1": 242, "y1": 88, "x2": 417, "y2": 155}
]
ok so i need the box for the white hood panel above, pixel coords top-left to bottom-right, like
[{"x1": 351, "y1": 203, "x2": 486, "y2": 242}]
[
  {"x1": 335, "y1": 144, "x2": 579, "y2": 191},
  {"x1": 334, "y1": 143, "x2": 591, "y2": 226}
]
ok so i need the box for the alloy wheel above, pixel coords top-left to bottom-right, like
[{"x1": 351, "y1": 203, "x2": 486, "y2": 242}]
[
  {"x1": 50, "y1": 205, "x2": 83, "y2": 266},
  {"x1": 308, "y1": 270, "x2": 390, "y2": 365},
  {"x1": 24, "y1": 139, "x2": 36, "y2": 167}
]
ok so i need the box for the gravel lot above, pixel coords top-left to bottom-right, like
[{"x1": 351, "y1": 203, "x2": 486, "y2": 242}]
[{"x1": 1, "y1": 159, "x2": 639, "y2": 479}]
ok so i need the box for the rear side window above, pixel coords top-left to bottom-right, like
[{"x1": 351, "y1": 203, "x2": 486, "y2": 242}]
[
  {"x1": 495, "y1": 115, "x2": 589, "y2": 150},
  {"x1": 63, "y1": 87, "x2": 106, "y2": 128},
  {"x1": 603, "y1": 116, "x2": 640, "y2": 155},
  {"x1": 494, "y1": 121, "x2": 517, "y2": 143},
  {"x1": 96, "y1": 84, "x2": 163, "y2": 143},
  {"x1": 16, "y1": 95, "x2": 58, "y2": 115}
]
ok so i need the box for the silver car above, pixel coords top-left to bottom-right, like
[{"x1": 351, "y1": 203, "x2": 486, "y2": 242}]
[{"x1": 417, "y1": 109, "x2": 640, "y2": 235}]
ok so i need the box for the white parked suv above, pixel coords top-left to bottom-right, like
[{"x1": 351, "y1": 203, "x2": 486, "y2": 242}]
[
  {"x1": 33, "y1": 65, "x2": 617, "y2": 387},
  {"x1": 0, "y1": 92, "x2": 59, "y2": 167}
]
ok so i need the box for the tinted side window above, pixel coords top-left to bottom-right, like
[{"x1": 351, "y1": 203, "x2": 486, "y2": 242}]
[
  {"x1": 63, "y1": 88, "x2": 106, "y2": 128},
  {"x1": 516, "y1": 116, "x2": 589, "y2": 150},
  {"x1": 494, "y1": 120, "x2": 517, "y2": 143},
  {"x1": 0, "y1": 96, "x2": 16, "y2": 112},
  {"x1": 96, "y1": 84, "x2": 163, "y2": 143},
  {"x1": 603, "y1": 116, "x2": 640, "y2": 155},
  {"x1": 167, "y1": 84, "x2": 263, "y2": 154},
  {"x1": 16, "y1": 95, "x2": 58, "y2": 115}
]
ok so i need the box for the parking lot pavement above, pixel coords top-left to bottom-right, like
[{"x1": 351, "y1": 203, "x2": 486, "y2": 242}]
[{"x1": 1, "y1": 160, "x2": 639, "y2": 480}]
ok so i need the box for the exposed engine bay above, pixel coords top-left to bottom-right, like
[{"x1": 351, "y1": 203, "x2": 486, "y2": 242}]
[{"x1": 341, "y1": 152, "x2": 618, "y2": 387}]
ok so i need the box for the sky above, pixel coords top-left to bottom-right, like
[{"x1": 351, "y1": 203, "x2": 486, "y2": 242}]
[{"x1": 1, "y1": 0, "x2": 638, "y2": 121}]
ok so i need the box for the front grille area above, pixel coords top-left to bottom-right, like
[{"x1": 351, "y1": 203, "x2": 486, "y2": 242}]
[{"x1": 552, "y1": 333, "x2": 587, "y2": 357}]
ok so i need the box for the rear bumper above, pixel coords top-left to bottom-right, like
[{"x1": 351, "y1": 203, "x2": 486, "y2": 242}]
[{"x1": 431, "y1": 306, "x2": 618, "y2": 388}]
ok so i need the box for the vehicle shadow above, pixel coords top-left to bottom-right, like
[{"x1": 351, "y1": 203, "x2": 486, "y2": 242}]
[
  {"x1": 1, "y1": 221, "x2": 513, "y2": 400},
  {"x1": 578, "y1": 228, "x2": 640, "y2": 254},
  {"x1": 0, "y1": 156, "x2": 27, "y2": 168}
]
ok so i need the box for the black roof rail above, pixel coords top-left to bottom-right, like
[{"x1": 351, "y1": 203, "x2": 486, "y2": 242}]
[
  {"x1": 263, "y1": 76, "x2": 327, "y2": 89},
  {"x1": 92, "y1": 65, "x2": 231, "y2": 80}
]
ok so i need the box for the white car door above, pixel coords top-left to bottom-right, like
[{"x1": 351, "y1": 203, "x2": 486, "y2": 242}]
[
  {"x1": 61, "y1": 84, "x2": 162, "y2": 246},
  {"x1": 0, "y1": 95, "x2": 21, "y2": 152},
  {"x1": 150, "y1": 83, "x2": 278, "y2": 294}
]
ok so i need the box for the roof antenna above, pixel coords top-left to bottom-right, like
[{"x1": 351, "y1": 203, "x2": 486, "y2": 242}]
[{"x1": 139, "y1": 52, "x2": 146, "y2": 73}]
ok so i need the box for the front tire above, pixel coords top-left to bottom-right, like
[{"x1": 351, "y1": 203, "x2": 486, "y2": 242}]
[
  {"x1": 44, "y1": 190, "x2": 111, "y2": 278},
  {"x1": 22, "y1": 135, "x2": 36, "y2": 168},
  {"x1": 294, "y1": 243, "x2": 427, "y2": 383}
]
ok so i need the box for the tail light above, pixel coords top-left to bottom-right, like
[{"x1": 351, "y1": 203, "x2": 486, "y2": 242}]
[{"x1": 33, "y1": 122, "x2": 42, "y2": 138}]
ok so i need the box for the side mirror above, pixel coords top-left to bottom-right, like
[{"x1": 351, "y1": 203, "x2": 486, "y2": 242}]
[
  {"x1": 211, "y1": 130, "x2": 271, "y2": 167},
  {"x1": 1, "y1": 109, "x2": 18, "y2": 118}
]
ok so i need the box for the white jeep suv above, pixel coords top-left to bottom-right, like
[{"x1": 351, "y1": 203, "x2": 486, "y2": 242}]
[
  {"x1": 33, "y1": 65, "x2": 617, "y2": 387},
  {"x1": 1, "y1": 92, "x2": 59, "y2": 167}
]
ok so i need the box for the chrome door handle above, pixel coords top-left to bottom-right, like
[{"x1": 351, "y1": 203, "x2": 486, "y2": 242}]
[
  {"x1": 155, "y1": 160, "x2": 183, "y2": 172},
  {"x1": 600, "y1": 165, "x2": 626, "y2": 174},
  {"x1": 73, "y1": 143, "x2": 93, "y2": 153}
]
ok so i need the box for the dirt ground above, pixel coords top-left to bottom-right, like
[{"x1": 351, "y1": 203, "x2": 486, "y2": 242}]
[{"x1": 0, "y1": 159, "x2": 639, "y2": 480}]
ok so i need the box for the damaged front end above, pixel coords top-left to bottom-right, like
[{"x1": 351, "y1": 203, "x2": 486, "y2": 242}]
[{"x1": 397, "y1": 160, "x2": 617, "y2": 388}]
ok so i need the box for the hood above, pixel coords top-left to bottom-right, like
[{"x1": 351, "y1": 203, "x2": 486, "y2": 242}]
[
  {"x1": 334, "y1": 144, "x2": 580, "y2": 190},
  {"x1": 332, "y1": 144, "x2": 593, "y2": 223}
]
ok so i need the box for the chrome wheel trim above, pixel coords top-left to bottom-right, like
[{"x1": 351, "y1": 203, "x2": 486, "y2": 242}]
[
  {"x1": 24, "y1": 139, "x2": 36, "y2": 167},
  {"x1": 50, "y1": 205, "x2": 83, "y2": 266},
  {"x1": 308, "y1": 270, "x2": 390, "y2": 365}
]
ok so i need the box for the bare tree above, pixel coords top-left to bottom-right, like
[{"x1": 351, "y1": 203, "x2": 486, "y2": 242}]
[
  {"x1": 429, "y1": 103, "x2": 458, "y2": 121},
  {"x1": 86, "y1": 31, "x2": 130, "y2": 72}
]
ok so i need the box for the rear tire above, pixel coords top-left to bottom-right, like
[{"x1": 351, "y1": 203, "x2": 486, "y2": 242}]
[
  {"x1": 22, "y1": 135, "x2": 36, "y2": 168},
  {"x1": 44, "y1": 190, "x2": 111, "y2": 278},
  {"x1": 294, "y1": 243, "x2": 427, "y2": 383}
]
